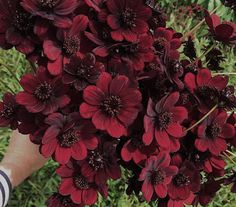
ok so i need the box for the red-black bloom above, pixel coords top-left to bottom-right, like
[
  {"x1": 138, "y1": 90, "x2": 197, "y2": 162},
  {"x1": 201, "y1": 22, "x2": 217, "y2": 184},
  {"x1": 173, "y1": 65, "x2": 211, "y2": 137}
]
[
  {"x1": 41, "y1": 113, "x2": 98, "y2": 164},
  {"x1": 143, "y1": 92, "x2": 188, "y2": 152},
  {"x1": 80, "y1": 141, "x2": 121, "y2": 185},
  {"x1": 195, "y1": 109, "x2": 235, "y2": 155},
  {"x1": 139, "y1": 153, "x2": 178, "y2": 201},
  {"x1": 43, "y1": 15, "x2": 89, "y2": 75},
  {"x1": 184, "y1": 68, "x2": 229, "y2": 113},
  {"x1": 205, "y1": 12, "x2": 236, "y2": 44},
  {"x1": 16, "y1": 67, "x2": 70, "y2": 115},
  {"x1": 0, "y1": 93, "x2": 19, "y2": 130},
  {"x1": 168, "y1": 161, "x2": 200, "y2": 202},
  {"x1": 154, "y1": 27, "x2": 182, "y2": 61},
  {"x1": 47, "y1": 193, "x2": 83, "y2": 207},
  {"x1": 80, "y1": 72, "x2": 142, "y2": 138},
  {"x1": 102, "y1": 0, "x2": 152, "y2": 42},
  {"x1": 57, "y1": 162, "x2": 108, "y2": 205},
  {"x1": 109, "y1": 35, "x2": 154, "y2": 71},
  {"x1": 63, "y1": 53, "x2": 104, "y2": 91},
  {"x1": 21, "y1": 0, "x2": 78, "y2": 28},
  {"x1": 0, "y1": 0, "x2": 36, "y2": 54}
]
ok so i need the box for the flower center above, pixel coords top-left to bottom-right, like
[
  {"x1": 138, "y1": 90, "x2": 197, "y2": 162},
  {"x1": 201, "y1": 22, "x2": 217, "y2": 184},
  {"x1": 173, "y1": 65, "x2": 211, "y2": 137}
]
[
  {"x1": 12, "y1": 10, "x2": 34, "y2": 34},
  {"x1": 100, "y1": 95, "x2": 122, "y2": 117},
  {"x1": 0, "y1": 104, "x2": 15, "y2": 119},
  {"x1": 39, "y1": 0, "x2": 59, "y2": 9},
  {"x1": 34, "y1": 82, "x2": 53, "y2": 101},
  {"x1": 59, "y1": 130, "x2": 79, "y2": 148},
  {"x1": 73, "y1": 176, "x2": 89, "y2": 190},
  {"x1": 170, "y1": 61, "x2": 183, "y2": 73},
  {"x1": 120, "y1": 8, "x2": 137, "y2": 28},
  {"x1": 156, "y1": 111, "x2": 173, "y2": 129},
  {"x1": 77, "y1": 63, "x2": 94, "y2": 80},
  {"x1": 61, "y1": 197, "x2": 74, "y2": 207},
  {"x1": 151, "y1": 170, "x2": 166, "y2": 185},
  {"x1": 196, "y1": 86, "x2": 217, "y2": 102},
  {"x1": 206, "y1": 123, "x2": 222, "y2": 140},
  {"x1": 63, "y1": 36, "x2": 80, "y2": 55},
  {"x1": 173, "y1": 173, "x2": 190, "y2": 187},
  {"x1": 88, "y1": 151, "x2": 105, "y2": 171}
]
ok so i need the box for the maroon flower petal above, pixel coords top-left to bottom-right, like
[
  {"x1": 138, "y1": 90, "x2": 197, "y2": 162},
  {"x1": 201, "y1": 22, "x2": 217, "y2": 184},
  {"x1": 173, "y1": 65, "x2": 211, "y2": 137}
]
[
  {"x1": 71, "y1": 190, "x2": 82, "y2": 204},
  {"x1": 166, "y1": 123, "x2": 184, "y2": 138},
  {"x1": 83, "y1": 86, "x2": 105, "y2": 105},
  {"x1": 55, "y1": 147, "x2": 72, "y2": 164},
  {"x1": 154, "y1": 184, "x2": 167, "y2": 198},
  {"x1": 155, "y1": 130, "x2": 170, "y2": 149},
  {"x1": 82, "y1": 189, "x2": 98, "y2": 205},
  {"x1": 59, "y1": 178, "x2": 75, "y2": 196},
  {"x1": 71, "y1": 142, "x2": 87, "y2": 160},
  {"x1": 142, "y1": 180, "x2": 153, "y2": 202},
  {"x1": 196, "y1": 69, "x2": 211, "y2": 87}
]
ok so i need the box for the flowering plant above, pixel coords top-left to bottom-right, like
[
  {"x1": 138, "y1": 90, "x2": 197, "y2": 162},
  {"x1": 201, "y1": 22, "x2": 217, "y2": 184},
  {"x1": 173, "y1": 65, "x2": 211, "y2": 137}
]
[{"x1": 0, "y1": 0, "x2": 236, "y2": 206}]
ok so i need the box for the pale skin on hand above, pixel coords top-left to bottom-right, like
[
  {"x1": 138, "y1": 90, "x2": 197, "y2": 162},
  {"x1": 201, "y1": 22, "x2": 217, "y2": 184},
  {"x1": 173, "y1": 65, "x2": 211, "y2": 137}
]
[{"x1": 0, "y1": 130, "x2": 48, "y2": 187}]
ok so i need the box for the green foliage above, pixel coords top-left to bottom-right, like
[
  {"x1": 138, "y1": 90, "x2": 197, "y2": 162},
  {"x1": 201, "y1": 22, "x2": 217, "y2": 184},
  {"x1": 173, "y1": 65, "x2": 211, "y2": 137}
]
[{"x1": 0, "y1": 0, "x2": 235, "y2": 206}]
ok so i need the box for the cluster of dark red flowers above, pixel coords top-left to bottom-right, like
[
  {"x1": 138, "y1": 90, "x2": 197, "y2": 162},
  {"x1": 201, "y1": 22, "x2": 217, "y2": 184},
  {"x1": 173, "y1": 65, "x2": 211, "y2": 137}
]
[{"x1": 0, "y1": 0, "x2": 236, "y2": 206}]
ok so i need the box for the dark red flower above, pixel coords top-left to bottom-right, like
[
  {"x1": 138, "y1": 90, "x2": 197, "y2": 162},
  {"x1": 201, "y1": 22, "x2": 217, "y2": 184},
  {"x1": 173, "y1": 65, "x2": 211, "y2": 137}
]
[
  {"x1": 225, "y1": 171, "x2": 236, "y2": 193},
  {"x1": 0, "y1": 93, "x2": 19, "y2": 130},
  {"x1": 195, "y1": 110, "x2": 235, "y2": 155},
  {"x1": 0, "y1": 0, "x2": 36, "y2": 54},
  {"x1": 102, "y1": 0, "x2": 152, "y2": 42},
  {"x1": 168, "y1": 161, "x2": 200, "y2": 202},
  {"x1": 16, "y1": 67, "x2": 70, "y2": 115},
  {"x1": 43, "y1": 15, "x2": 89, "y2": 75},
  {"x1": 80, "y1": 141, "x2": 121, "y2": 185},
  {"x1": 154, "y1": 27, "x2": 182, "y2": 61},
  {"x1": 85, "y1": 21, "x2": 114, "y2": 57},
  {"x1": 143, "y1": 92, "x2": 188, "y2": 152},
  {"x1": 139, "y1": 153, "x2": 178, "y2": 201},
  {"x1": 205, "y1": 12, "x2": 236, "y2": 44},
  {"x1": 80, "y1": 72, "x2": 142, "y2": 138},
  {"x1": 195, "y1": 179, "x2": 223, "y2": 206},
  {"x1": 41, "y1": 113, "x2": 98, "y2": 164},
  {"x1": 47, "y1": 193, "x2": 83, "y2": 207},
  {"x1": 109, "y1": 35, "x2": 154, "y2": 71},
  {"x1": 21, "y1": 0, "x2": 78, "y2": 28},
  {"x1": 192, "y1": 151, "x2": 226, "y2": 173},
  {"x1": 167, "y1": 192, "x2": 195, "y2": 207},
  {"x1": 62, "y1": 53, "x2": 104, "y2": 91},
  {"x1": 184, "y1": 68, "x2": 229, "y2": 113},
  {"x1": 57, "y1": 162, "x2": 108, "y2": 205}
]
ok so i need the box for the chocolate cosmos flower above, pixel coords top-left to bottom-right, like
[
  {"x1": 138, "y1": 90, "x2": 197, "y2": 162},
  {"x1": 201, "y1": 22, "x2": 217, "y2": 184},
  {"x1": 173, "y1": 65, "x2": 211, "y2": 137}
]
[
  {"x1": 80, "y1": 72, "x2": 142, "y2": 138},
  {"x1": 16, "y1": 67, "x2": 70, "y2": 115},
  {"x1": 139, "y1": 153, "x2": 178, "y2": 201}
]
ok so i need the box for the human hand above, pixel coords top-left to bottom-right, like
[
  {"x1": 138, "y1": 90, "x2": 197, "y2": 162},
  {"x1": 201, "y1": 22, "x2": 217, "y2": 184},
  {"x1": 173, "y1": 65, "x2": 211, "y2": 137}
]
[{"x1": 0, "y1": 130, "x2": 48, "y2": 187}]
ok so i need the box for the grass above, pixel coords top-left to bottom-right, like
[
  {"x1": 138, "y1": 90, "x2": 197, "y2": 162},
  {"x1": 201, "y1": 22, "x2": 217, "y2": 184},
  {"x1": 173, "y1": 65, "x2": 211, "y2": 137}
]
[{"x1": 0, "y1": 0, "x2": 235, "y2": 206}]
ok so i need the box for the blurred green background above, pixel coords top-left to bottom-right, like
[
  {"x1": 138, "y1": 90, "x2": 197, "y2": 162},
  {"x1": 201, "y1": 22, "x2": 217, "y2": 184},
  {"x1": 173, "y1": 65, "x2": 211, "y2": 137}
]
[{"x1": 0, "y1": 0, "x2": 235, "y2": 206}]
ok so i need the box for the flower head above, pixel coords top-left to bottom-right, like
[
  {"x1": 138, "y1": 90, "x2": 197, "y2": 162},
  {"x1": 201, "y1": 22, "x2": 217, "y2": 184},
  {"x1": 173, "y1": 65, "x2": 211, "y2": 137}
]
[
  {"x1": 143, "y1": 92, "x2": 188, "y2": 152},
  {"x1": 41, "y1": 112, "x2": 98, "y2": 164},
  {"x1": 21, "y1": 0, "x2": 78, "y2": 28},
  {"x1": 80, "y1": 141, "x2": 121, "y2": 185},
  {"x1": 139, "y1": 152, "x2": 178, "y2": 201},
  {"x1": 195, "y1": 110, "x2": 235, "y2": 155},
  {"x1": 57, "y1": 162, "x2": 108, "y2": 205},
  {"x1": 0, "y1": 93, "x2": 19, "y2": 129},
  {"x1": 80, "y1": 72, "x2": 142, "y2": 138},
  {"x1": 43, "y1": 15, "x2": 89, "y2": 75},
  {"x1": 102, "y1": 0, "x2": 152, "y2": 42},
  {"x1": 0, "y1": 0, "x2": 36, "y2": 54},
  {"x1": 63, "y1": 53, "x2": 104, "y2": 91},
  {"x1": 16, "y1": 67, "x2": 70, "y2": 115},
  {"x1": 205, "y1": 12, "x2": 236, "y2": 44},
  {"x1": 46, "y1": 193, "x2": 83, "y2": 207}
]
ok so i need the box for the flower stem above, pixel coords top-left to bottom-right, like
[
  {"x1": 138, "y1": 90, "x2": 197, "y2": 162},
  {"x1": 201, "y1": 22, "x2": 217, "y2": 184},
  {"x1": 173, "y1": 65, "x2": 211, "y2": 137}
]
[
  {"x1": 29, "y1": 61, "x2": 36, "y2": 73},
  {"x1": 213, "y1": 72, "x2": 236, "y2": 76},
  {"x1": 222, "y1": 151, "x2": 236, "y2": 165},
  {"x1": 0, "y1": 79, "x2": 15, "y2": 94},
  {"x1": 226, "y1": 150, "x2": 236, "y2": 158},
  {"x1": 185, "y1": 104, "x2": 218, "y2": 132},
  {"x1": 198, "y1": 42, "x2": 218, "y2": 60}
]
